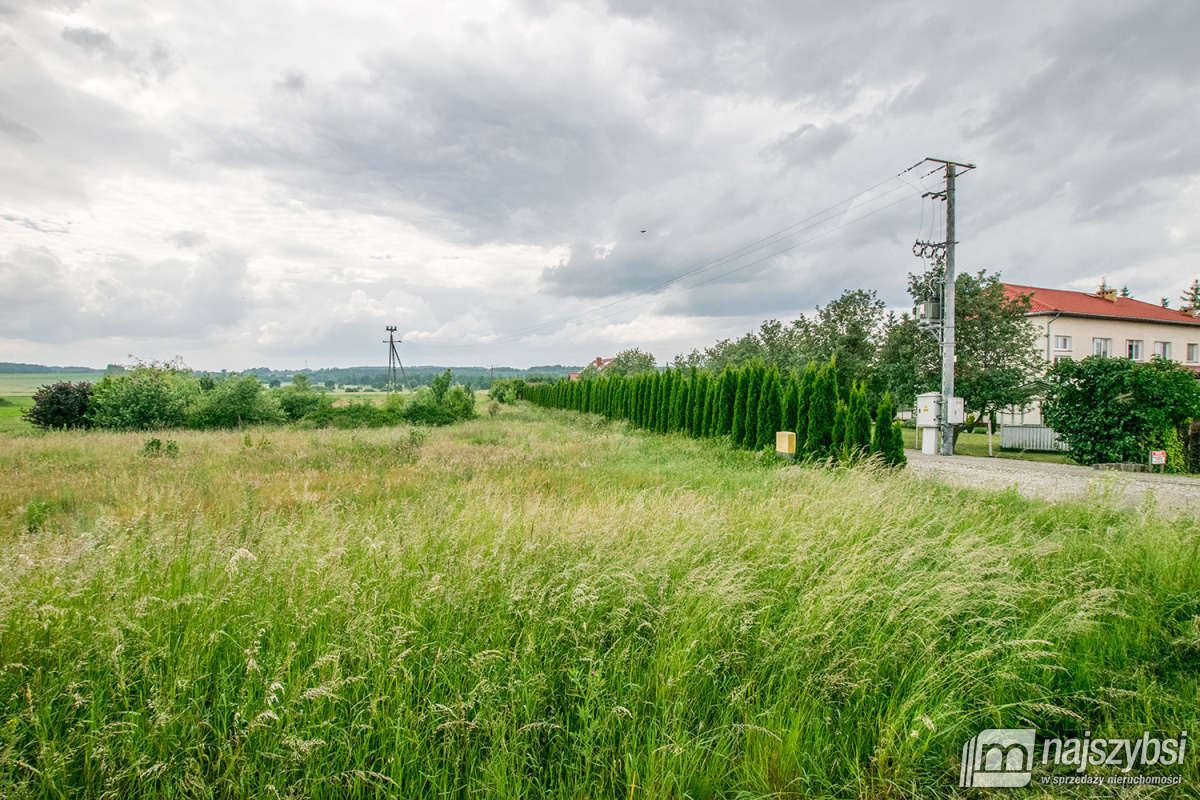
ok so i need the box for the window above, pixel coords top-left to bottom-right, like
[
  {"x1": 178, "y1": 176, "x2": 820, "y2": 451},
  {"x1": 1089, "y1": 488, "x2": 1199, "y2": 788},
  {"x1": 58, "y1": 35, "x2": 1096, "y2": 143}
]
[
  {"x1": 1126, "y1": 340, "x2": 1143, "y2": 360},
  {"x1": 1093, "y1": 338, "x2": 1112, "y2": 357},
  {"x1": 1154, "y1": 341, "x2": 1172, "y2": 360},
  {"x1": 1053, "y1": 335, "x2": 1071, "y2": 351},
  {"x1": 1054, "y1": 355, "x2": 1073, "y2": 363},
  {"x1": 1189, "y1": 343, "x2": 1199, "y2": 363}
]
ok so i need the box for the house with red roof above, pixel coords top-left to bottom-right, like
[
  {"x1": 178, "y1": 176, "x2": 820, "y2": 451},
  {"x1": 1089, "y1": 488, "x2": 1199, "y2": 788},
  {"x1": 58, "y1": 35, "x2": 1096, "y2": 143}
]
[
  {"x1": 998, "y1": 283, "x2": 1200, "y2": 424},
  {"x1": 568, "y1": 356, "x2": 616, "y2": 381}
]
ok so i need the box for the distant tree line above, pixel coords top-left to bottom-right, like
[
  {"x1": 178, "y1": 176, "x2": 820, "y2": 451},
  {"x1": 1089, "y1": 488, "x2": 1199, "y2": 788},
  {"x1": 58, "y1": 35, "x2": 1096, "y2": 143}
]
[
  {"x1": 234, "y1": 365, "x2": 579, "y2": 391},
  {"x1": 523, "y1": 357, "x2": 906, "y2": 467},
  {"x1": 23, "y1": 361, "x2": 476, "y2": 432}
]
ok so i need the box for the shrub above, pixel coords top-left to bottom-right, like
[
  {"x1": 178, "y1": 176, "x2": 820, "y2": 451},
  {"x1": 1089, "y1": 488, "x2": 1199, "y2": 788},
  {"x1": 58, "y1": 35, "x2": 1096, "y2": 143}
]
[
  {"x1": 141, "y1": 438, "x2": 179, "y2": 458},
  {"x1": 187, "y1": 374, "x2": 283, "y2": 429},
  {"x1": 1042, "y1": 356, "x2": 1200, "y2": 465},
  {"x1": 24, "y1": 381, "x2": 92, "y2": 430},
  {"x1": 88, "y1": 366, "x2": 193, "y2": 431}
]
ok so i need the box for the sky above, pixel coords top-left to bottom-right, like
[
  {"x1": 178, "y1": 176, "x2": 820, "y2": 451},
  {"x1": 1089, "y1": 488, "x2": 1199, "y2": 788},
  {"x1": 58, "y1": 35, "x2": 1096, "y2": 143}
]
[{"x1": 2, "y1": 0, "x2": 1198, "y2": 370}]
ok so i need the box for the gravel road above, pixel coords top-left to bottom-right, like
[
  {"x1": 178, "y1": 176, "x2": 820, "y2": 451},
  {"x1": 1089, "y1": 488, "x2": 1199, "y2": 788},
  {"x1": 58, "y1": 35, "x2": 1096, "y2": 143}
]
[{"x1": 904, "y1": 450, "x2": 1200, "y2": 518}]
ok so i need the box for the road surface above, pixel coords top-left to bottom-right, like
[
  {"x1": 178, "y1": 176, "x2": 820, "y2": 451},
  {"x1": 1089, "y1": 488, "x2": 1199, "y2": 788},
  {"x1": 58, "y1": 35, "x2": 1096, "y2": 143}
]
[{"x1": 904, "y1": 450, "x2": 1200, "y2": 517}]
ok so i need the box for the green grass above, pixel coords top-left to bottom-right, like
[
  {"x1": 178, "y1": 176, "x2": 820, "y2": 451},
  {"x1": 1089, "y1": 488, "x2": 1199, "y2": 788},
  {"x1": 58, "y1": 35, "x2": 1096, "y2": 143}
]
[
  {"x1": 0, "y1": 372, "x2": 103, "y2": 396},
  {"x1": 0, "y1": 395, "x2": 33, "y2": 434},
  {"x1": 0, "y1": 406, "x2": 1196, "y2": 798},
  {"x1": 902, "y1": 427, "x2": 1073, "y2": 464}
]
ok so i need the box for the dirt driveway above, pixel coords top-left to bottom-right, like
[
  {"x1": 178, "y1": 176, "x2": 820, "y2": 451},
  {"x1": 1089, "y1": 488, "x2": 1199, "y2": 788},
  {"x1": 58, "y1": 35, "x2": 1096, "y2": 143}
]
[{"x1": 905, "y1": 450, "x2": 1200, "y2": 518}]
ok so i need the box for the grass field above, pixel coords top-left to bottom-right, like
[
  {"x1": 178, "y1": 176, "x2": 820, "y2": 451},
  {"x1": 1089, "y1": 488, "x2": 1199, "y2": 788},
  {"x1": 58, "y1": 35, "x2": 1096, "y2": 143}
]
[
  {"x1": 1, "y1": 405, "x2": 1197, "y2": 798},
  {"x1": 0, "y1": 372, "x2": 103, "y2": 396},
  {"x1": 0, "y1": 396, "x2": 33, "y2": 434}
]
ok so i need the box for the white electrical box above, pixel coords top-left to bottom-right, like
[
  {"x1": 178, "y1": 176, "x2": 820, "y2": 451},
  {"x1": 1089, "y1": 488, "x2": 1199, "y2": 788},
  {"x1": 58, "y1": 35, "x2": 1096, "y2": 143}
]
[
  {"x1": 916, "y1": 392, "x2": 965, "y2": 426},
  {"x1": 916, "y1": 392, "x2": 940, "y2": 427},
  {"x1": 949, "y1": 396, "x2": 965, "y2": 424}
]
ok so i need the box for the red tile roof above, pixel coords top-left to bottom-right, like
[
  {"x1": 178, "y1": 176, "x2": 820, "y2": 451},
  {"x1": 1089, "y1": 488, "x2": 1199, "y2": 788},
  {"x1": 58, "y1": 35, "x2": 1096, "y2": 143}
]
[{"x1": 1003, "y1": 284, "x2": 1200, "y2": 327}]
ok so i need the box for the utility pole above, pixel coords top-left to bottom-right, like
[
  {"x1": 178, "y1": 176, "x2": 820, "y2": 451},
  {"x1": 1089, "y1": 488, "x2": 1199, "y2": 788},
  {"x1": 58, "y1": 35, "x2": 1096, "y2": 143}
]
[
  {"x1": 941, "y1": 163, "x2": 957, "y2": 458},
  {"x1": 384, "y1": 326, "x2": 407, "y2": 395},
  {"x1": 911, "y1": 157, "x2": 975, "y2": 456}
]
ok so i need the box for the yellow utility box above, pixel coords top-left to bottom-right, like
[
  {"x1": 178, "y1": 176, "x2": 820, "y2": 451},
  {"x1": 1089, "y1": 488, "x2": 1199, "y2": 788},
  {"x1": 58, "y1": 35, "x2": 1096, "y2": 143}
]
[{"x1": 776, "y1": 431, "x2": 796, "y2": 460}]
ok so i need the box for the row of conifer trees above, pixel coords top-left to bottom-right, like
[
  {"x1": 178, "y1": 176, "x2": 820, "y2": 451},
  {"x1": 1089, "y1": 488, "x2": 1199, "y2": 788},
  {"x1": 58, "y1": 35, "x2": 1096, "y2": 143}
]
[{"x1": 522, "y1": 358, "x2": 906, "y2": 466}]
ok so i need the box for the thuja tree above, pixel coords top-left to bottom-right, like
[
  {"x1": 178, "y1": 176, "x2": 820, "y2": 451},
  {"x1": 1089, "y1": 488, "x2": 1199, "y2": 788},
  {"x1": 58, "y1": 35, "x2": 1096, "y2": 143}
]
[
  {"x1": 831, "y1": 401, "x2": 848, "y2": 460},
  {"x1": 871, "y1": 392, "x2": 907, "y2": 467},
  {"x1": 844, "y1": 382, "x2": 873, "y2": 460},
  {"x1": 782, "y1": 372, "x2": 800, "y2": 435},
  {"x1": 717, "y1": 369, "x2": 738, "y2": 436},
  {"x1": 796, "y1": 362, "x2": 818, "y2": 453},
  {"x1": 757, "y1": 365, "x2": 783, "y2": 450},
  {"x1": 742, "y1": 361, "x2": 764, "y2": 449},
  {"x1": 731, "y1": 368, "x2": 749, "y2": 446},
  {"x1": 805, "y1": 360, "x2": 839, "y2": 458},
  {"x1": 691, "y1": 372, "x2": 709, "y2": 436}
]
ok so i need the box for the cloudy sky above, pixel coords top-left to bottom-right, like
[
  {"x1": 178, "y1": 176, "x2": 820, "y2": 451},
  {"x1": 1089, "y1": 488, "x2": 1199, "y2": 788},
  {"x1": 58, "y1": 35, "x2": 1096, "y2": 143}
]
[{"x1": 2, "y1": 0, "x2": 1198, "y2": 370}]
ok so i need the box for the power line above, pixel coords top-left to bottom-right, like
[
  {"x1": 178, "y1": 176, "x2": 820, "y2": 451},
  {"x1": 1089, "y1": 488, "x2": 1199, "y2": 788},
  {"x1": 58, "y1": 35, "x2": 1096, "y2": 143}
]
[{"x1": 414, "y1": 164, "x2": 941, "y2": 349}]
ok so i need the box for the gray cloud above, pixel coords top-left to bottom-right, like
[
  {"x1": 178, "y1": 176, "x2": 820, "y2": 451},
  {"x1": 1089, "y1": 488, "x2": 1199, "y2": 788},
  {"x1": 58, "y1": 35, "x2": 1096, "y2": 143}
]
[
  {"x1": 0, "y1": 246, "x2": 251, "y2": 342},
  {"x1": 167, "y1": 229, "x2": 207, "y2": 248},
  {"x1": 1, "y1": 0, "x2": 1198, "y2": 368}
]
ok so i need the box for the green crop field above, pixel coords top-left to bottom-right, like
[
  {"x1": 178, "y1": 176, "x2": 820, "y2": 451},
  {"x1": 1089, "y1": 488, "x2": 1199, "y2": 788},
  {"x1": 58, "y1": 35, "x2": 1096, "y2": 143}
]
[
  {"x1": 1, "y1": 405, "x2": 1197, "y2": 798},
  {"x1": 0, "y1": 396, "x2": 34, "y2": 434},
  {"x1": 0, "y1": 372, "x2": 104, "y2": 396}
]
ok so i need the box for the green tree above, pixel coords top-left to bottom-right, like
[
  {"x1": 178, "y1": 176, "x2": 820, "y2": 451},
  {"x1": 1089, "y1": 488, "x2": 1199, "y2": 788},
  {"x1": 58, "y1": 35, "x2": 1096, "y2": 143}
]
[
  {"x1": 871, "y1": 393, "x2": 897, "y2": 458},
  {"x1": 782, "y1": 372, "x2": 800, "y2": 435},
  {"x1": 756, "y1": 366, "x2": 782, "y2": 450},
  {"x1": 606, "y1": 348, "x2": 658, "y2": 377},
  {"x1": 802, "y1": 289, "x2": 887, "y2": 397},
  {"x1": 731, "y1": 369, "x2": 749, "y2": 447},
  {"x1": 1181, "y1": 279, "x2": 1200, "y2": 309},
  {"x1": 742, "y1": 362, "x2": 764, "y2": 449},
  {"x1": 1042, "y1": 356, "x2": 1200, "y2": 466},
  {"x1": 23, "y1": 381, "x2": 92, "y2": 430},
  {"x1": 805, "y1": 360, "x2": 838, "y2": 459},
  {"x1": 831, "y1": 401, "x2": 848, "y2": 460},
  {"x1": 796, "y1": 362, "x2": 817, "y2": 452},
  {"x1": 844, "y1": 383, "x2": 873, "y2": 461},
  {"x1": 717, "y1": 369, "x2": 737, "y2": 436},
  {"x1": 877, "y1": 269, "x2": 1041, "y2": 434}
]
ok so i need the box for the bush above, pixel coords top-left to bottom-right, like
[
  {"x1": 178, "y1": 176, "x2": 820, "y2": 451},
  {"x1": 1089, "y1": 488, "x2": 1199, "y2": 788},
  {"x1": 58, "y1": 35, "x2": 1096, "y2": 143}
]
[
  {"x1": 24, "y1": 381, "x2": 92, "y2": 430},
  {"x1": 186, "y1": 375, "x2": 283, "y2": 429},
  {"x1": 1043, "y1": 356, "x2": 1200, "y2": 465},
  {"x1": 488, "y1": 378, "x2": 525, "y2": 404},
  {"x1": 88, "y1": 366, "x2": 194, "y2": 431}
]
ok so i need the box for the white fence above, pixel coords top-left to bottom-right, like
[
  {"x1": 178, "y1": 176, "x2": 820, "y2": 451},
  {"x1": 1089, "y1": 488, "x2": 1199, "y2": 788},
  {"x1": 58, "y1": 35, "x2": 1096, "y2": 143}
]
[{"x1": 1000, "y1": 424, "x2": 1069, "y2": 452}]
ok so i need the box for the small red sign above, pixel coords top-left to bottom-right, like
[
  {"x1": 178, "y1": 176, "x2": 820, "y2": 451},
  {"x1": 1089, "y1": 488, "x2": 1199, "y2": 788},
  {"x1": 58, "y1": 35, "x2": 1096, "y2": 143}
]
[{"x1": 1150, "y1": 450, "x2": 1167, "y2": 465}]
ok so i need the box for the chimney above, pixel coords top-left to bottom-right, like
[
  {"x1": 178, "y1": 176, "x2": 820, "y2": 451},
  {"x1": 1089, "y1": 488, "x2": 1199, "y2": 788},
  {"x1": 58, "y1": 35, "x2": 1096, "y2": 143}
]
[{"x1": 1095, "y1": 285, "x2": 1118, "y2": 301}]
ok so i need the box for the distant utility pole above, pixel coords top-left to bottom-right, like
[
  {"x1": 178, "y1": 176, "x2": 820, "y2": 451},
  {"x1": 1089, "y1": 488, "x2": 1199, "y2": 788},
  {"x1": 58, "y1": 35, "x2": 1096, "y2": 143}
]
[
  {"x1": 911, "y1": 157, "x2": 975, "y2": 456},
  {"x1": 384, "y1": 326, "x2": 407, "y2": 395},
  {"x1": 487, "y1": 364, "x2": 497, "y2": 382}
]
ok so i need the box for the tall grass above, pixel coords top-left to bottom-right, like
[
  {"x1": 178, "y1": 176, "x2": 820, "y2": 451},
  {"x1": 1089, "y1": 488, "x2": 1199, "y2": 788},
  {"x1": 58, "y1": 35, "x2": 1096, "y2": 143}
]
[{"x1": 1, "y1": 406, "x2": 1197, "y2": 798}]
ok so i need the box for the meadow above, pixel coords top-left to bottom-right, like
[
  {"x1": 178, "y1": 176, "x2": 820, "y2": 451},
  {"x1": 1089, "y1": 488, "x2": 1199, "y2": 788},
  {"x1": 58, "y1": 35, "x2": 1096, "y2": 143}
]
[{"x1": 0, "y1": 404, "x2": 1197, "y2": 798}]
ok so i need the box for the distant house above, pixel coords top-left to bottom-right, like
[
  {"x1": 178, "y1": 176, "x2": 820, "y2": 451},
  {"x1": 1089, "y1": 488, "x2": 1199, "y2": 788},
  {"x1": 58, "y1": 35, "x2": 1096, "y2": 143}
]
[
  {"x1": 568, "y1": 356, "x2": 616, "y2": 381},
  {"x1": 998, "y1": 283, "x2": 1200, "y2": 424}
]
